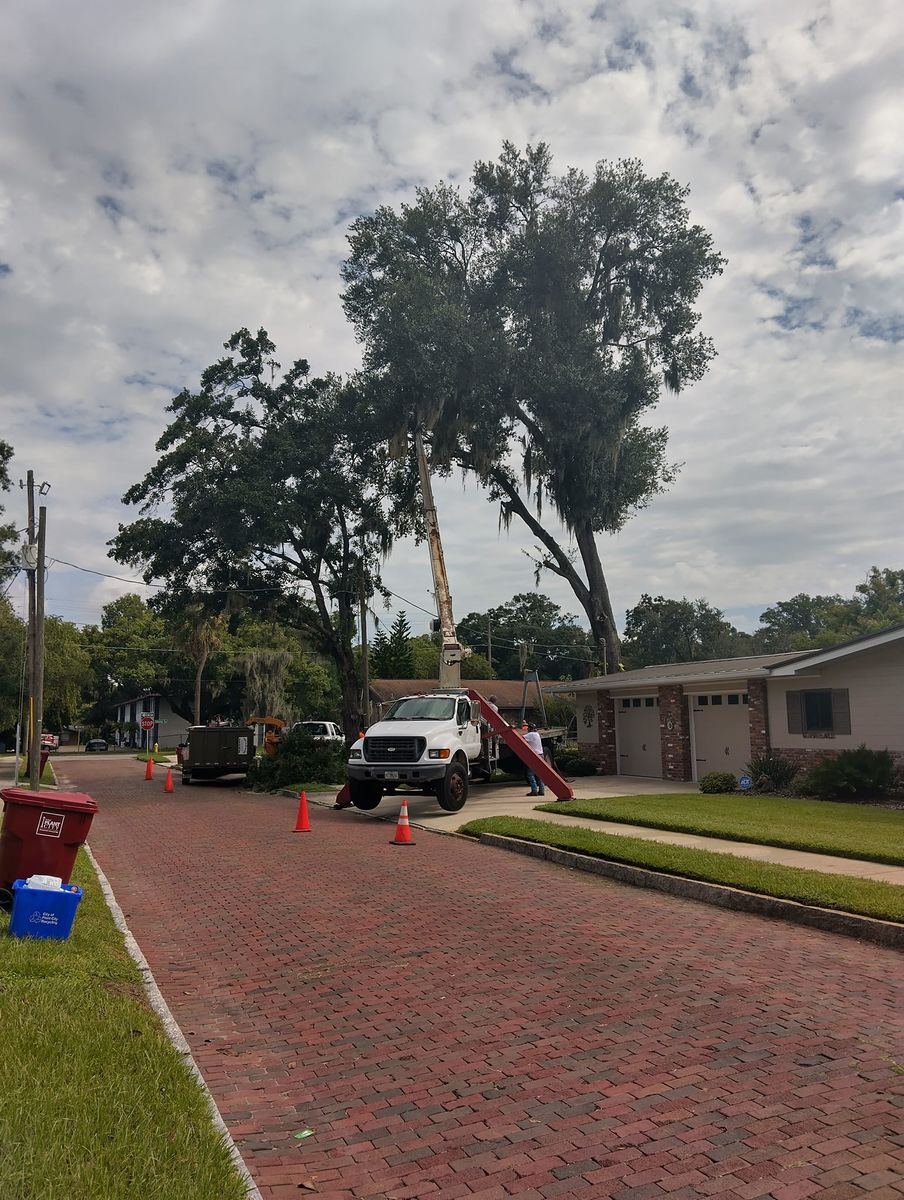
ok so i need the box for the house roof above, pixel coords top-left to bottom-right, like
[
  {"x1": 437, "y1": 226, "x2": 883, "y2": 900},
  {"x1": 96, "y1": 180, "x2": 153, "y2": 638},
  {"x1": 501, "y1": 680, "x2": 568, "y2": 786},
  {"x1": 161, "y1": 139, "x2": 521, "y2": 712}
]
[
  {"x1": 547, "y1": 621, "x2": 904, "y2": 693},
  {"x1": 368, "y1": 679, "x2": 560, "y2": 709},
  {"x1": 545, "y1": 651, "x2": 814, "y2": 694}
]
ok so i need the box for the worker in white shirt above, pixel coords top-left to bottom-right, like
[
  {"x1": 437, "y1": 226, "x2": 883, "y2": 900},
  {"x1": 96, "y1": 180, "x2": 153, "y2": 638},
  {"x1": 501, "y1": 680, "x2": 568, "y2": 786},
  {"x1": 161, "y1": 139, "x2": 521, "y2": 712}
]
[{"x1": 522, "y1": 722, "x2": 546, "y2": 796}]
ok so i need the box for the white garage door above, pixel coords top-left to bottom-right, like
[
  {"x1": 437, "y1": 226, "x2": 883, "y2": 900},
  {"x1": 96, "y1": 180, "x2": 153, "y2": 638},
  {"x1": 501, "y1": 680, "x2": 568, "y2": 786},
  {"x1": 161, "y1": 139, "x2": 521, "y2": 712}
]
[
  {"x1": 615, "y1": 696, "x2": 663, "y2": 777},
  {"x1": 690, "y1": 691, "x2": 751, "y2": 781}
]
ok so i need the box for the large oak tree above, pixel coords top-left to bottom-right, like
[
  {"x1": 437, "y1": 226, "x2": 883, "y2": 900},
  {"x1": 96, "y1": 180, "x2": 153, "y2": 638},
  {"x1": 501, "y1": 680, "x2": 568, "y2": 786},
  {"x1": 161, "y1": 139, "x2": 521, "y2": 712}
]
[{"x1": 342, "y1": 142, "x2": 724, "y2": 672}]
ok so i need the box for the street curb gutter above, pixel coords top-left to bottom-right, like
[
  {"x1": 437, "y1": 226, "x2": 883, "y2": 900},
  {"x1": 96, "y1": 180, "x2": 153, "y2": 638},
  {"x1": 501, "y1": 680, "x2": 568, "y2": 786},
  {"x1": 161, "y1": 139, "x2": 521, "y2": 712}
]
[
  {"x1": 83, "y1": 845, "x2": 263, "y2": 1200},
  {"x1": 477, "y1": 833, "x2": 904, "y2": 950}
]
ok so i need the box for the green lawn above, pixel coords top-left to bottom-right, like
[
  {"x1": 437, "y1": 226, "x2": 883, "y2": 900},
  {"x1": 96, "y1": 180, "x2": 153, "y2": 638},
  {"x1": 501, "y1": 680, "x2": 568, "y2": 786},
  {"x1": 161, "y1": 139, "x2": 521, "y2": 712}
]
[
  {"x1": 136, "y1": 751, "x2": 177, "y2": 763},
  {"x1": 461, "y1": 816, "x2": 904, "y2": 924},
  {"x1": 538, "y1": 792, "x2": 904, "y2": 866},
  {"x1": 0, "y1": 852, "x2": 249, "y2": 1200}
]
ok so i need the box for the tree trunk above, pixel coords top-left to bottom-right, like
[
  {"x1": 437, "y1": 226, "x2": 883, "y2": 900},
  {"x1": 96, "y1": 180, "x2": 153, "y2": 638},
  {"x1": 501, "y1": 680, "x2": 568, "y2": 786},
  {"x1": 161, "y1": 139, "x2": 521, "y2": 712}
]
[
  {"x1": 193, "y1": 648, "x2": 208, "y2": 725},
  {"x1": 573, "y1": 520, "x2": 621, "y2": 674}
]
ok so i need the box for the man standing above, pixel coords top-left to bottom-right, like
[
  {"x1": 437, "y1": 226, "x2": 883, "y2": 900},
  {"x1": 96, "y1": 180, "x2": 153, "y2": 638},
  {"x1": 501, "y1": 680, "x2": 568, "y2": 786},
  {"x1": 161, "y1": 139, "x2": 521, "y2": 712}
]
[{"x1": 522, "y1": 722, "x2": 546, "y2": 797}]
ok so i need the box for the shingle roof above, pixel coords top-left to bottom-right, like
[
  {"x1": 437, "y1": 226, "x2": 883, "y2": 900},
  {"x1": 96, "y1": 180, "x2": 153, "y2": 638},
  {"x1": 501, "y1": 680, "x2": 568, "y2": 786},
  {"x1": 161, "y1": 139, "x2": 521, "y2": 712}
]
[{"x1": 546, "y1": 650, "x2": 815, "y2": 693}]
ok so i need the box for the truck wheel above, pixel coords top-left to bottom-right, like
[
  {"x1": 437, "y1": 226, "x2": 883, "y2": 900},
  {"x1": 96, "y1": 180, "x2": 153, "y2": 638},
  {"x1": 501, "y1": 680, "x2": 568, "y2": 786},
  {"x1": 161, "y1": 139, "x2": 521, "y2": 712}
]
[
  {"x1": 349, "y1": 780, "x2": 383, "y2": 810},
  {"x1": 436, "y1": 760, "x2": 468, "y2": 812},
  {"x1": 181, "y1": 771, "x2": 192, "y2": 786}
]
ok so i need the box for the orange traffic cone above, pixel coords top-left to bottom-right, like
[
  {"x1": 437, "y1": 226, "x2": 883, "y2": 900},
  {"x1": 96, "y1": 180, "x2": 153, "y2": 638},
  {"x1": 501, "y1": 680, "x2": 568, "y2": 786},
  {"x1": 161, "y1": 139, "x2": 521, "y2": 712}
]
[
  {"x1": 163, "y1": 767, "x2": 174, "y2": 793},
  {"x1": 390, "y1": 797, "x2": 415, "y2": 846},
  {"x1": 144, "y1": 756, "x2": 154, "y2": 781},
  {"x1": 293, "y1": 791, "x2": 310, "y2": 832}
]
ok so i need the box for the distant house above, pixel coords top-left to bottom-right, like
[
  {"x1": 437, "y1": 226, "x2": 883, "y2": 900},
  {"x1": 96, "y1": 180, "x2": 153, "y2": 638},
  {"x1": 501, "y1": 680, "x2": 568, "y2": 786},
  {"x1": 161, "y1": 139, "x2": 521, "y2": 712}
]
[
  {"x1": 368, "y1": 679, "x2": 562, "y2": 727},
  {"x1": 548, "y1": 624, "x2": 904, "y2": 782},
  {"x1": 113, "y1": 694, "x2": 191, "y2": 749}
]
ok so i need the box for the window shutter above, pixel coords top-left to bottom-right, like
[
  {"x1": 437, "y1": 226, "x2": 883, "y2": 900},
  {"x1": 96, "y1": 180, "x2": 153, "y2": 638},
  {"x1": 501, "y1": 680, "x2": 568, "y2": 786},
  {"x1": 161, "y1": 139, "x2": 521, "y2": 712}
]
[
  {"x1": 786, "y1": 691, "x2": 803, "y2": 734},
  {"x1": 831, "y1": 689, "x2": 851, "y2": 735}
]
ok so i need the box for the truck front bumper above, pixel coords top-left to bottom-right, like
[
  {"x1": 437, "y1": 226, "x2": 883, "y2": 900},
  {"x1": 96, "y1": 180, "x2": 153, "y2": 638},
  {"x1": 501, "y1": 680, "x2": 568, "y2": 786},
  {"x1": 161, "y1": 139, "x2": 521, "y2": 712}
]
[{"x1": 347, "y1": 762, "x2": 448, "y2": 784}]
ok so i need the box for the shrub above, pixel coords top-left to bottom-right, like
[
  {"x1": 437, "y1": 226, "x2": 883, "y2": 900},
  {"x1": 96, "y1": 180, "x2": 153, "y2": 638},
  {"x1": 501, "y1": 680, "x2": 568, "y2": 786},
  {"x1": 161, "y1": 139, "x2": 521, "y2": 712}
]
[
  {"x1": 247, "y1": 730, "x2": 346, "y2": 791},
  {"x1": 554, "y1": 750, "x2": 598, "y2": 776},
  {"x1": 800, "y1": 745, "x2": 896, "y2": 801},
  {"x1": 699, "y1": 770, "x2": 737, "y2": 794},
  {"x1": 745, "y1": 752, "x2": 798, "y2": 793}
]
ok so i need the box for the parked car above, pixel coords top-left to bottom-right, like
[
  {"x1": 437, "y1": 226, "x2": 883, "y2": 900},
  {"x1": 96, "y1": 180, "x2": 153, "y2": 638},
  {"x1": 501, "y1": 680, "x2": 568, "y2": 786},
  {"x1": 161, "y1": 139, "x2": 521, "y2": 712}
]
[
  {"x1": 291, "y1": 720, "x2": 344, "y2": 744},
  {"x1": 40, "y1": 732, "x2": 60, "y2": 752},
  {"x1": 85, "y1": 739, "x2": 109, "y2": 753}
]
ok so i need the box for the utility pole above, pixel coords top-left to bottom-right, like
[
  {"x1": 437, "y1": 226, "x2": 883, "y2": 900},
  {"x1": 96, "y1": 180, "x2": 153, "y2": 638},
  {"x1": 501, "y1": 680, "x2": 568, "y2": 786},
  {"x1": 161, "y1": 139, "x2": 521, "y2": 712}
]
[
  {"x1": 358, "y1": 552, "x2": 370, "y2": 730},
  {"x1": 25, "y1": 471, "x2": 36, "y2": 785},
  {"x1": 487, "y1": 618, "x2": 492, "y2": 669},
  {"x1": 32, "y1": 505, "x2": 46, "y2": 790}
]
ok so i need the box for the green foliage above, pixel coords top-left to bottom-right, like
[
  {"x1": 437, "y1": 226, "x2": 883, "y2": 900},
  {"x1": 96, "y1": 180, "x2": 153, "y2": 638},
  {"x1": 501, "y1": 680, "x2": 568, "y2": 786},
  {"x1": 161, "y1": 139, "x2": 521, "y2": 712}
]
[
  {"x1": 372, "y1": 611, "x2": 414, "y2": 677},
  {"x1": 553, "y1": 750, "x2": 598, "y2": 776},
  {"x1": 754, "y1": 567, "x2": 904, "y2": 653},
  {"x1": 42, "y1": 616, "x2": 92, "y2": 730},
  {"x1": 699, "y1": 770, "x2": 738, "y2": 794},
  {"x1": 745, "y1": 752, "x2": 799, "y2": 793},
  {"x1": 247, "y1": 730, "x2": 346, "y2": 791},
  {"x1": 0, "y1": 440, "x2": 16, "y2": 584},
  {"x1": 111, "y1": 328, "x2": 417, "y2": 739},
  {"x1": 800, "y1": 746, "x2": 897, "y2": 801},
  {"x1": 343, "y1": 142, "x2": 724, "y2": 670},
  {"x1": 0, "y1": 596, "x2": 25, "y2": 734},
  {"x1": 457, "y1": 593, "x2": 596, "y2": 680},
  {"x1": 622, "y1": 593, "x2": 753, "y2": 669}
]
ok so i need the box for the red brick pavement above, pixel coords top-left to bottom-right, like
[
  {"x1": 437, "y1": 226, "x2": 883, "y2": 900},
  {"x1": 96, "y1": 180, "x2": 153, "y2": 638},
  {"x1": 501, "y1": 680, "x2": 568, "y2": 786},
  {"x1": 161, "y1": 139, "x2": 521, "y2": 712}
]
[{"x1": 63, "y1": 758, "x2": 904, "y2": 1199}]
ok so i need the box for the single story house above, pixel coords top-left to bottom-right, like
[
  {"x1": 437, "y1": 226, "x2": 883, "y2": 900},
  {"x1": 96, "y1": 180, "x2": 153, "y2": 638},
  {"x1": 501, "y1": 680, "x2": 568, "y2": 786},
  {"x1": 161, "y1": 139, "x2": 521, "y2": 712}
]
[
  {"x1": 113, "y1": 694, "x2": 191, "y2": 749},
  {"x1": 368, "y1": 679, "x2": 562, "y2": 727},
  {"x1": 548, "y1": 624, "x2": 904, "y2": 782}
]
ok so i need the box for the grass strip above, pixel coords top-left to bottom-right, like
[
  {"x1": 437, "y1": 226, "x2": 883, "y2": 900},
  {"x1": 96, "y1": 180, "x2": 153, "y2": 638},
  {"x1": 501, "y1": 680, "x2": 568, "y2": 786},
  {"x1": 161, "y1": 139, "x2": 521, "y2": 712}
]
[
  {"x1": 0, "y1": 851, "x2": 249, "y2": 1200},
  {"x1": 537, "y1": 792, "x2": 904, "y2": 867},
  {"x1": 460, "y1": 815, "x2": 904, "y2": 924}
]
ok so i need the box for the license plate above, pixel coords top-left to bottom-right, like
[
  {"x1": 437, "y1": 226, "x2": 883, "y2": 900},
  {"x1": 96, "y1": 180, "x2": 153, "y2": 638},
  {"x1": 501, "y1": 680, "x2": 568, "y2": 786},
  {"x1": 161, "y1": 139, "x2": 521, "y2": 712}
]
[{"x1": 383, "y1": 771, "x2": 399, "y2": 780}]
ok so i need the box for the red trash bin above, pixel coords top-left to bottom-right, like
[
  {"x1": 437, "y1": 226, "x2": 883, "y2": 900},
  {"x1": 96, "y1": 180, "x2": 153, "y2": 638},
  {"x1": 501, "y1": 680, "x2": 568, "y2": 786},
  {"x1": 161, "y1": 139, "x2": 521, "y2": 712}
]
[{"x1": 0, "y1": 788, "x2": 99, "y2": 893}]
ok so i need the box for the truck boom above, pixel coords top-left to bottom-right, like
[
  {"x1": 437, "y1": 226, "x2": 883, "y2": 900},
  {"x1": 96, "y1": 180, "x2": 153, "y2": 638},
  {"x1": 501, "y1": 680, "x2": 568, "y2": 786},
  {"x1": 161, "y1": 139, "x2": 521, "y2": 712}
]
[{"x1": 414, "y1": 430, "x2": 463, "y2": 690}]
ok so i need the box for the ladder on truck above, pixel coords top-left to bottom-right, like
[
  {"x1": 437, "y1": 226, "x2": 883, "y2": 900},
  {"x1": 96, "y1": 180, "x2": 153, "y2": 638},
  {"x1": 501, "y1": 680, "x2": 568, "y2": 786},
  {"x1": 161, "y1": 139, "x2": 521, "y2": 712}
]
[{"x1": 469, "y1": 689, "x2": 574, "y2": 801}]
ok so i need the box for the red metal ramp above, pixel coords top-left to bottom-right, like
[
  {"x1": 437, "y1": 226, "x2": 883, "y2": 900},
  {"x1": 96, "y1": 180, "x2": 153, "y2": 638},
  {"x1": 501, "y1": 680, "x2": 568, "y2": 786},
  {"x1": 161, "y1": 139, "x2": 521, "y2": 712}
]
[{"x1": 468, "y1": 689, "x2": 575, "y2": 801}]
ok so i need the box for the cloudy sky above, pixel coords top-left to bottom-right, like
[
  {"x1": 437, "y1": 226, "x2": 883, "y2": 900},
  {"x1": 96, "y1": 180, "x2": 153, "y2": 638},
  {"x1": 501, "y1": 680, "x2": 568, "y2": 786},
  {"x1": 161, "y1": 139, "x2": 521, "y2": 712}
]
[{"x1": 1, "y1": 0, "x2": 901, "y2": 644}]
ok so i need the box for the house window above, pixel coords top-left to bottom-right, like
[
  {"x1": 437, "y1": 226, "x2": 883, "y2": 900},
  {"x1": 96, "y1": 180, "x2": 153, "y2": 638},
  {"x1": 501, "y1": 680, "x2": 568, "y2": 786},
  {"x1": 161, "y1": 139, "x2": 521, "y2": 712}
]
[
  {"x1": 644, "y1": 698, "x2": 654, "y2": 707},
  {"x1": 786, "y1": 689, "x2": 851, "y2": 736},
  {"x1": 621, "y1": 698, "x2": 630, "y2": 709},
  {"x1": 803, "y1": 690, "x2": 833, "y2": 732},
  {"x1": 727, "y1": 694, "x2": 739, "y2": 705},
  {"x1": 711, "y1": 694, "x2": 723, "y2": 706},
  {"x1": 698, "y1": 696, "x2": 708, "y2": 706},
  {"x1": 632, "y1": 698, "x2": 641, "y2": 708},
  {"x1": 742, "y1": 694, "x2": 749, "y2": 704}
]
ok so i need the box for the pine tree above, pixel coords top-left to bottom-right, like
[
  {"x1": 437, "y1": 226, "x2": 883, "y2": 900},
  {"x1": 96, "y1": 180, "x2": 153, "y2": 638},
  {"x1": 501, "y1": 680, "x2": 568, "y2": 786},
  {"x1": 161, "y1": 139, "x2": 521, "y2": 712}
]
[
  {"x1": 370, "y1": 626, "x2": 392, "y2": 678},
  {"x1": 386, "y1": 611, "x2": 414, "y2": 677}
]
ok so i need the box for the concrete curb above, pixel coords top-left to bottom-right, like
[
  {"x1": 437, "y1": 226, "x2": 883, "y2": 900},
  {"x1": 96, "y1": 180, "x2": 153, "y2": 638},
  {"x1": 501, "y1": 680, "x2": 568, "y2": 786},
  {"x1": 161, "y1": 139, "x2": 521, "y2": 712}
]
[
  {"x1": 477, "y1": 833, "x2": 904, "y2": 950},
  {"x1": 83, "y1": 844, "x2": 263, "y2": 1200}
]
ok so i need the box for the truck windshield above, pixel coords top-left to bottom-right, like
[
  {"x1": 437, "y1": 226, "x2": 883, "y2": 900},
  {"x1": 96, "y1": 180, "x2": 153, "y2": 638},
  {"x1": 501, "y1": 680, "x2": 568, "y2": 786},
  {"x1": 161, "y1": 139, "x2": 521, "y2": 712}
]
[{"x1": 383, "y1": 697, "x2": 456, "y2": 721}]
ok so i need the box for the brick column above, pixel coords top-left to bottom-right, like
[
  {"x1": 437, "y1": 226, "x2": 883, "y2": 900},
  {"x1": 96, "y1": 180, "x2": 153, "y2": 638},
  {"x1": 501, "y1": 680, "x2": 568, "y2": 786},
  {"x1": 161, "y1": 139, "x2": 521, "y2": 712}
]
[
  {"x1": 747, "y1": 678, "x2": 769, "y2": 759},
  {"x1": 658, "y1": 685, "x2": 692, "y2": 781},
  {"x1": 577, "y1": 691, "x2": 617, "y2": 774}
]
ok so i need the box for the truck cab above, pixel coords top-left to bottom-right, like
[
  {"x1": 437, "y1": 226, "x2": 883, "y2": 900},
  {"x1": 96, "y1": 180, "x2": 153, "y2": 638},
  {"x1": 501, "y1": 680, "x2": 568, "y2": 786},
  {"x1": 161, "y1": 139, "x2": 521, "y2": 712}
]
[{"x1": 346, "y1": 691, "x2": 482, "y2": 812}]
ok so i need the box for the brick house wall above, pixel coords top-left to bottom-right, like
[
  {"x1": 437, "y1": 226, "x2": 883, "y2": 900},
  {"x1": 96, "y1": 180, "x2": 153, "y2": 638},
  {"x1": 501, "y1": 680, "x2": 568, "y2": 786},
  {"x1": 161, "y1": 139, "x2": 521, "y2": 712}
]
[
  {"x1": 576, "y1": 691, "x2": 616, "y2": 773},
  {"x1": 658, "y1": 685, "x2": 692, "y2": 781},
  {"x1": 747, "y1": 678, "x2": 770, "y2": 759}
]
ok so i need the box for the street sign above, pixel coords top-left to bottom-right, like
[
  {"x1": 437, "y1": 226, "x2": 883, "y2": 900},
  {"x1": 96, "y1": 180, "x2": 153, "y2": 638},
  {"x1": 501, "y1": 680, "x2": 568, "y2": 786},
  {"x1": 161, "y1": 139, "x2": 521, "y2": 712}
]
[{"x1": 140, "y1": 715, "x2": 155, "y2": 731}]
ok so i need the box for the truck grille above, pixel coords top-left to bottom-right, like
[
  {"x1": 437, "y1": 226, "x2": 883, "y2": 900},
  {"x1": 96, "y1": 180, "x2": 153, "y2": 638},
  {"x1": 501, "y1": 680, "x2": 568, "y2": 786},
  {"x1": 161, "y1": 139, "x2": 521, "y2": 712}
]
[{"x1": 364, "y1": 736, "x2": 426, "y2": 763}]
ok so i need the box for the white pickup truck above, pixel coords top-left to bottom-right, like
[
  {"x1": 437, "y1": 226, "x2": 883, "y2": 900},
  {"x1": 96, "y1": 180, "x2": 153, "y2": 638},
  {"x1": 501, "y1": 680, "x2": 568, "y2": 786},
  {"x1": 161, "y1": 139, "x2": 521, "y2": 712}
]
[
  {"x1": 292, "y1": 720, "x2": 344, "y2": 744},
  {"x1": 346, "y1": 691, "x2": 482, "y2": 812}
]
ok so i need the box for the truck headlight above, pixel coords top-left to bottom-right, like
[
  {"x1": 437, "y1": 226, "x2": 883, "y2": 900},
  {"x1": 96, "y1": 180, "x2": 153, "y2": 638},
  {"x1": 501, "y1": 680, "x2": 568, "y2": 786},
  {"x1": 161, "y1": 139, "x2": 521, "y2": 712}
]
[
  {"x1": 428, "y1": 748, "x2": 451, "y2": 759},
  {"x1": 349, "y1": 748, "x2": 363, "y2": 760}
]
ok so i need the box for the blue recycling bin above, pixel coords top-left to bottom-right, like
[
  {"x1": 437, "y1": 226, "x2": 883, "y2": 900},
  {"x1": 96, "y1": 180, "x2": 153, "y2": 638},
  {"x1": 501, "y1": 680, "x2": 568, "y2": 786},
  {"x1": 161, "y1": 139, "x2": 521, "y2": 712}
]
[{"x1": 9, "y1": 879, "x2": 83, "y2": 940}]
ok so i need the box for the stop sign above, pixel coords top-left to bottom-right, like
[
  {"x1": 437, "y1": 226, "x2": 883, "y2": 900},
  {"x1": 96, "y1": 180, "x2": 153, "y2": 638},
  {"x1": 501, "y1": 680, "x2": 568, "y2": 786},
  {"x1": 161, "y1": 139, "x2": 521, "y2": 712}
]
[{"x1": 140, "y1": 715, "x2": 155, "y2": 731}]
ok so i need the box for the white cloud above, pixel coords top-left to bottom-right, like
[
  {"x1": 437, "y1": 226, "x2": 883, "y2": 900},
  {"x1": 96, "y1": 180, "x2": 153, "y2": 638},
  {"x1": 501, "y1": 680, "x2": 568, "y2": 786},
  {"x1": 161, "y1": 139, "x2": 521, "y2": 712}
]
[{"x1": 0, "y1": 0, "x2": 901, "y2": 642}]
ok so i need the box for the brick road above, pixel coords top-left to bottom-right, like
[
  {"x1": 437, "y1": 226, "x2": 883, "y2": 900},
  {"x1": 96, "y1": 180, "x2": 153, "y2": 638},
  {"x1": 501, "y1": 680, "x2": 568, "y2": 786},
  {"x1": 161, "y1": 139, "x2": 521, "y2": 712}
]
[{"x1": 63, "y1": 757, "x2": 904, "y2": 1199}]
